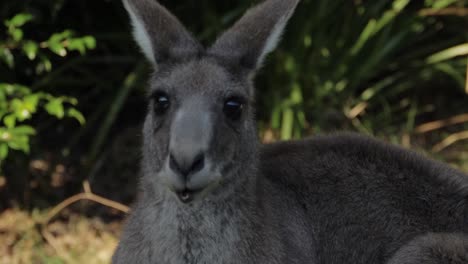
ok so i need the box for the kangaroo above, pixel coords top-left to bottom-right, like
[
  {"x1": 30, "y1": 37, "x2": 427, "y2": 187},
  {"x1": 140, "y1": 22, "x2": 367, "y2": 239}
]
[{"x1": 113, "y1": 0, "x2": 468, "y2": 263}]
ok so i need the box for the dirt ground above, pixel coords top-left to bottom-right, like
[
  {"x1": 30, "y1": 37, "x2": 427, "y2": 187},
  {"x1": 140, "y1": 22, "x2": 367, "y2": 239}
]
[{"x1": 0, "y1": 208, "x2": 123, "y2": 264}]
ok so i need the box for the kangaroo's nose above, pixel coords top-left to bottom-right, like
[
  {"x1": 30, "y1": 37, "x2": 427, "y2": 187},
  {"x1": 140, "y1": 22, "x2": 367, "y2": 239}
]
[
  {"x1": 168, "y1": 101, "x2": 212, "y2": 188},
  {"x1": 169, "y1": 152, "x2": 205, "y2": 178}
]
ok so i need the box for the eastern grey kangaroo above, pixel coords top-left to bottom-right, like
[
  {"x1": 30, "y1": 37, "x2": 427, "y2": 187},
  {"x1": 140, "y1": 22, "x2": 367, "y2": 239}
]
[{"x1": 113, "y1": 0, "x2": 468, "y2": 263}]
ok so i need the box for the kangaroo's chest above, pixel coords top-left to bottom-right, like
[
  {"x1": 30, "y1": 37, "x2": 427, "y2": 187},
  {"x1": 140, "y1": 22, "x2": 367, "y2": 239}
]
[{"x1": 147, "y1": 204, "x2": 248, "y2": 264}]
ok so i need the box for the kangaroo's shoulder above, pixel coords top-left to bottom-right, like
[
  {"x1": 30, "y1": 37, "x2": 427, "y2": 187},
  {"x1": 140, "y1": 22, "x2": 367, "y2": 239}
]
[
  {"x1": 260, "y1": 132, "x2": 468, "y2": 195},
  {"x1": 260, "y1": 132, "x2": 416, "y2": 168},
  {"x1": 261, "y1": 131, "x2": 418, "y2": 159}
]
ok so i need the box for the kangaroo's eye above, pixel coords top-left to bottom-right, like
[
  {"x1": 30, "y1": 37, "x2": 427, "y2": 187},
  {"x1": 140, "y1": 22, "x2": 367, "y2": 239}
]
[
  {"x1": 224, "y1": 97, "x2": 244, "y2": 121},
  {"x1": 153, "y1": 92, "x2": 170, "y2": 115}
]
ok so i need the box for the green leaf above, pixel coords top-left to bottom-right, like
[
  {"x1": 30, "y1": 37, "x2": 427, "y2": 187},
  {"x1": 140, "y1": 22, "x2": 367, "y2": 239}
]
[
  {"x1": 0, "y1": 143, "x2": 8, "y2": 160},
  {"x1": 0, "y1": 84, "x2": 11, "y2": 95},
  {"x1": 16, "y1": 109, "x2": 32, "y2": 121},
  {"x1": 48, "y1": 41, "x2": 67, "y2": 57},
  {"x1": 7, "y1": 136, "x2": 30, "y2": 153},
  {"x1": 47, "y1": 31, "x2": 74, "y2": 57},
  {"x1": 1, "y1": 48, "x2": 14, "y2": 68},
  {"x1": 12, "y1": 84, "x2": 31, "y2": 95},
  {"x1": 4, "y1": 114, "x2": 16, "y2": 129},
  {"x1": 351, "y1": 19, "x2": 377, "y2": 55},
  {"x1": 0, "y1": 84, "x2": 12, "y2": 95},
  {"x1": 435, "y1": 63, "x2": 466, "y2": 88},
  {"x1": 392, "y1": 0, "x2": 410, "y2": 12},
  {"x1": 83, "y1": 36, "x2": 96, "y2": 49},
  {"x1": 22, "y1": 41, "x2": 39, "y2": 60},
  {"x1": 10, "y1": 98, "x2": 22, "y2": 109},
  {"x1": 45, "y1": 99, "x2": 65, "y2": 119},
  {"x1": 10, "y1": 28, "x2": 24, "y2": 42},
  {"x1": 37, "y1": 55, "x2": 52, "y2": 73},
  {"x1": 281, "y1": 108, "x2": 294, "y2": 140},
  {"x1": 24, "y1": 94, "x2": 40, "y2": 113},
  {"x1": 68, "y1": 39, "x2": 86, "y2": 54},
  {"x1": 12, "y1": 125, "x2": 36, "y2": 136},
  {"x1": 427, "y1": 0, "x2": 458, "y2": 9},
  {"x1": 47, "y1": 30, "x2": 72, "y2": 44},
  {"x1": 426, "y1": 43, "x2": 468, "y2": 64},
  {"x1": 66, "y1": 36, "x2": 96, "y2": 55},
  {"x1": 0, "y1": 130, "x2": 12, "y2": 142},
  {"x1": 5, "y1": 13, "x2": 33, "y2": 28},
  {"x1": 67, "y1": 97, "x2": 78, "y2": 105},
  {"x1": 67, "y1": 108, "x2": 85, "y2": 125},
  {"x1": 81, "y1": 36, "x2": 96, "y2": 49}
]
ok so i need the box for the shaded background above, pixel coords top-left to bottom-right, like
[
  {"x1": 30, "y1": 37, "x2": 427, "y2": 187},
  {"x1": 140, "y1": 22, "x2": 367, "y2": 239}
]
[{"x1": 1, "y1": 0, "x2": 468, "y2": 263}]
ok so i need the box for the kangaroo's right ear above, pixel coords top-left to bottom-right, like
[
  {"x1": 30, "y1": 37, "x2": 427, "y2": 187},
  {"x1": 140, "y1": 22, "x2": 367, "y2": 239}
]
[
  {"x1": 209, "y1": 0, "x2": 300, "y2": 73},
  {"x1": 123, "y1": 0, "x2": 202, "y2": 67}
]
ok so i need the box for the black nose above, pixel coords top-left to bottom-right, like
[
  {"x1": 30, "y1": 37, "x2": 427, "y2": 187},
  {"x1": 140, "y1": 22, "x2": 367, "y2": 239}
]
[{"x1": 169, "y1": 152, "x2": 205, "y2": 178}]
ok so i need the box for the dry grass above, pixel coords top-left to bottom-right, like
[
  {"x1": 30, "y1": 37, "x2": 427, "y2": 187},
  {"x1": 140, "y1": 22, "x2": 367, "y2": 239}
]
[{"x1": 0, "y1": 209, "x2": 121, "y2": 264}]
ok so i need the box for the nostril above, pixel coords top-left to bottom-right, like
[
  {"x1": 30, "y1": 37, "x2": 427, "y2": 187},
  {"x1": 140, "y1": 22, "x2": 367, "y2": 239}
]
[
  {"x1": 169, "y1": 154, "x2": 182, "y2": 174},
  {"x1": 190, "y1": 153, "x2": 205, "y2": 175},
  {"x1": 169, "y1": 152, "x2": 205, "y2": 177}
]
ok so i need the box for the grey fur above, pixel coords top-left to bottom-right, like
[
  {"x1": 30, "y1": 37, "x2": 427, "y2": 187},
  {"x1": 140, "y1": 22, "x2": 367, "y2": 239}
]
[{"x1": 113, "y1": 0, "x2": 468, "y2": 263}]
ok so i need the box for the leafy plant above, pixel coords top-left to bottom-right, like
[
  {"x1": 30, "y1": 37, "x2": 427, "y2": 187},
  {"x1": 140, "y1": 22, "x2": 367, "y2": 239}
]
[
  {"x1": 0, "y1": 13, "x2": 91, "y2": 167},
  {"x1": 259, "y1": 0, "x2": 468, "y2": 140}
]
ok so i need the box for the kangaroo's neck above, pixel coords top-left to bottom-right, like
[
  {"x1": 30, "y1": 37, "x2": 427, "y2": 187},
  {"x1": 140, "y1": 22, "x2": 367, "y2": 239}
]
[{"x1": 139, "y1": 162, "x2": 262, "y2": 263}]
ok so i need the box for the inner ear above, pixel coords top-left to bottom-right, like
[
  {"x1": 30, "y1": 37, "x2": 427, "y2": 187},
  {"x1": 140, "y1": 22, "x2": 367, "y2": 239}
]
[
  {"x1": 208, "y1": 0, "x2": 300, "y2": 71},
  {"x1": 123, "y1": 0, "x2": 203, "y2": 66}
]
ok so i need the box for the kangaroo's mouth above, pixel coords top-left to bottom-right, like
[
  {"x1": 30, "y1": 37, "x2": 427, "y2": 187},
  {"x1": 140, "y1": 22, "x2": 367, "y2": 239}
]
[
  {"x1": 173, "y1": 177, "x2": 222, "y2": 204},
  {"x1": 176, "y1": 189, "x2": 198, "y2": 203}
]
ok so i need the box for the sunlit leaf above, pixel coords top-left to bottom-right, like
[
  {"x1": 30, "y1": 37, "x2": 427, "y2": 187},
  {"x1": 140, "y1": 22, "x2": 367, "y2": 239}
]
[
  {"x1": 4, "y1": 114, "x2": 16, "y2": 129},
  {"x1": 45, "y1": 99, "x2": 65, "y2": 119},
  {"x1": 47, "y1": 31, "x2": 73, "y2": 57},
  {"x1": 22, "y1": 41, "x2": 39, "y2": 60},
  {"x1": 48, "y1": 41, "x2": 67, "y2": 57},
  {"x1": 68, "y1": 39, "x2": 86, "y2": 54},
  {"x1": 67, "y1": 108, "x2": 85, "y2": 125},
  {"x1": 427, "y1": 43, "x2": 468, "y2": 64},
  {"x1": 15, "y1": 108, "x2": 32, "y2": 121},
  {"x1": 393, "y1": 0, "x2": 410, "y2": 12},
  {"x1": 24, "y1": 94, "x2": 40, "y2": 112},
  {"x1": 5, "y1": 13, "x2": 33, "y2": 28},
  {"x1": 47, "y1": 30, "x2": 73, "y2": 43}
]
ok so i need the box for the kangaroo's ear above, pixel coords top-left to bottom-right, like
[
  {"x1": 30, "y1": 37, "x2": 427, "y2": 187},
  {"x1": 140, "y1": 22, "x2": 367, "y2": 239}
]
[
  {"x1": 209, "y1": 0, "x2": 299, "y2": 72},
  {"x1": 123, "y1": 0, "x2": 202, "y2": 66}
]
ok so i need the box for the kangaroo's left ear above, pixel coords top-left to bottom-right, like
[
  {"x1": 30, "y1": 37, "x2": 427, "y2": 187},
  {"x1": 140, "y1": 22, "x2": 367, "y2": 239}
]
[
  {"x1": 123, "y1": 0, "x2": 202, "y2": 67},
  {"x1": 209, "y1": 0, "x2": 300, "y2": 72}
]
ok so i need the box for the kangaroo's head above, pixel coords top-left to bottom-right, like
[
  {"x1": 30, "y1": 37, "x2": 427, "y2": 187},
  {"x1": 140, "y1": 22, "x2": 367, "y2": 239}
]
[{"x1": 124, "y1": 0, "x2": 299, "y2": 204}]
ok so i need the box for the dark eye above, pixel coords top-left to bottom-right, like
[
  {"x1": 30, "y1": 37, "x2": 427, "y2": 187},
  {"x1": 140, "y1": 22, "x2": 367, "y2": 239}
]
[
  {"x1": 224, "y1": 97, "x2": 244, "y2": 121},
  {"x1": 153, "y1": 92, "x2": 170, "y2": 115}
]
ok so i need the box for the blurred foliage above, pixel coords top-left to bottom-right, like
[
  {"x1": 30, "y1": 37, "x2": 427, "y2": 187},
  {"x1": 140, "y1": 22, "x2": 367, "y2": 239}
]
[
  {"x1": 259, "y1": 0, "x2": 468, "y2": 140},
  {"x1": 0, "y1": 0, "x2": 466, "y2": 206},
  {"x1": 0, "y1": 12, "x2": 91, "y2": 168}
]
